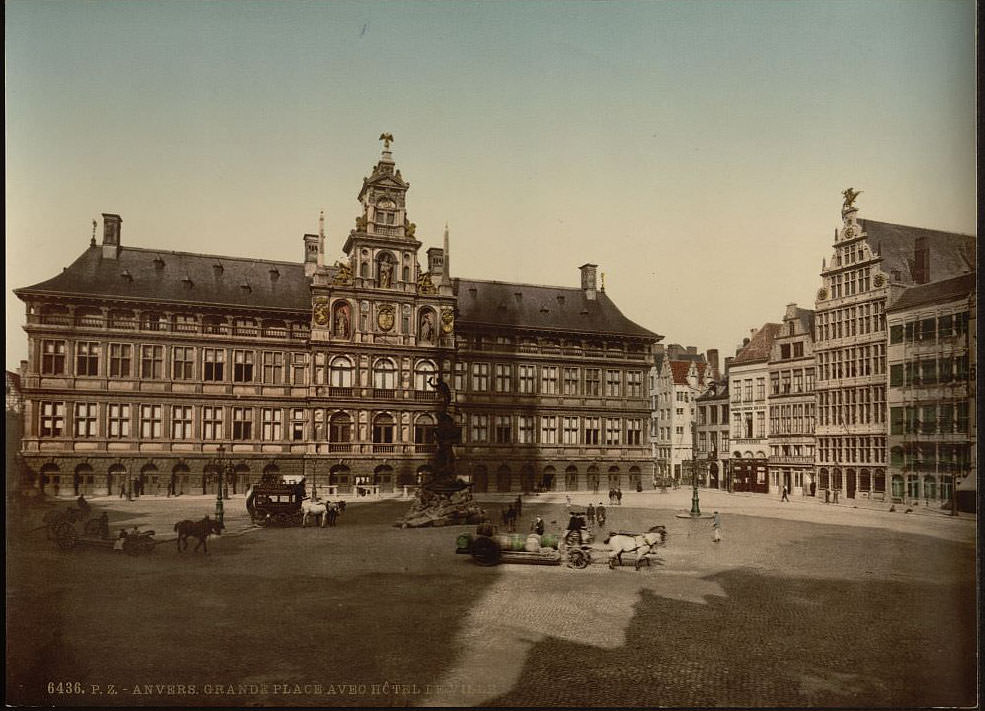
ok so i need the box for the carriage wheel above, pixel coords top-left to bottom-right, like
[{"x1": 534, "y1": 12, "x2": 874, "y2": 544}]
[
  {"x1": 54, "y1": 522, "x2": 78, "y2": 551},
  {"x1": 253, "y1": 514, "x2": 270, "y2": 527},
  {"x1": 274, "y1": 512, "x2": 293, "y2": 526},
  {"x1": 470, "y1": 536, "x2": 501, "y2": 566},
  {"x1": 567, "y1": 548, "x2": 590, "y2": 569}
]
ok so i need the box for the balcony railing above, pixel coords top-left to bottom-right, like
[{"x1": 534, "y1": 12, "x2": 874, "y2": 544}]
[
  {"x1": 373, "y1": 444, "x2": 395, "y2": 453},
  {"x1": 328, "y1": 443, "x2": 352, "y2": 453},
  {"x1": 373, "y1": 389, "x2": 396, "y2": 399},
  {"x1": 328, "y1": 387, "x2": 353, "y2": 398},
  {"x1": 414, "y1": 390, "x2": 437, "y2": 401}
]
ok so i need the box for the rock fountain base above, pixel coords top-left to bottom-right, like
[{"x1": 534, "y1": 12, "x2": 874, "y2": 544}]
[{"x1": 395, "y1": 478, "x2": 486, "y2": 528}]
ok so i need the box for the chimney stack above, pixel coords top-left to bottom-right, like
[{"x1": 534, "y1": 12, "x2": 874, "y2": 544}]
[
  {"x1": 579, "y1": 263, "x2": 598, "y2": 300},
  {"x1": 102, "y1": 213, "x2": 122, "y2": 259},
  {"x1": 303, "y1": 234, "x2": 319, "y2": 277},
  {"x1": 913, "y1": 236, "x2": 930, "y2": 284},
  {"x1": 723, "y1": 356, "x2": 734, "y2": 377},
  {"x1": 706, "y1": 349, "x2": 720, "y2": 375}
]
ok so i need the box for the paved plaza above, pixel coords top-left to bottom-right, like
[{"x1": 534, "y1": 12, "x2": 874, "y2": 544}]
[{"x1": 6, "y1": 488, "x2": 977, "y2": 708}]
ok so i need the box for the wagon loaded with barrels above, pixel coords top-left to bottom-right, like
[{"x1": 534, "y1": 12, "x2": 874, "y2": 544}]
[{"x1": 42, "y1": 501, "x2": 156, "y2": 555}]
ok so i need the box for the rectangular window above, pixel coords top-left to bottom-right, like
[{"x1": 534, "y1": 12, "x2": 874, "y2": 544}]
[
  {"x1": 585, "y1": 369, "x2": 601, "y2": 396},
  {"x1": 171, "y1": 346, "x2": 195, "y2": 380},
  {"x1": 541, "y1": 366, "x2": 559, "y2": 395},
  {"x1": 261, "y1": 408, "x2": 282, "y2": 441},
  {"x1": 744, "y1": 380, "x2": 753, "y2": 401},
  {"x1": 204, "y1": 348, "x2": 225, "y2": 381},
  {"x1": 562, "y1": 416, "x2": 579, "y2": 444},
  {"x1": 233, "y1": 350, "x2": 255, "y2": 383},
  {"x1": 171, "y1": 405, "x2": 193, "y2": 439},
  {"x1": 626, "y1": 419, "x2": 642, "y2": 445},
  {"x1": 889, "y1": 364, "x2": 904, "y2": 387},
  {"x1": 605, "y1": 417, "x2": 621, "y2": 445},
  {"x1": 563, "y1": 367, "x2": 580, "y2": 395},
  {"x1": 605, "y1": 370, "x2": 621, "y2": 397},
  {"x1": 756, "y1": 378, "x2": 766, "y2": 401},
  {"x1": 74, "y1": 402, "x2": 98, "y2": 437},
  {"x1": 291, "y1": 408, "x2": 306, "y2": 441},
  {"x1": 792, "y1": 342, "x2": 804, "y2": 358},
  {"x1": 626, "y1": 371, "x2": 643, "y2": 398},
  {"x1": 889, "y1": 324, "x2": 903, "y2": 344},
  {"x1": 494, "y1": 415, "x2": 512, "y2": 444},
  {"x1": 107, "y1": 404, "x2": 130, "y2": 438},
  {"x1": 40, "y1": 401, "x2": 66, "y2": 437},
  {"x1": 471, "y1": 363, "x2": 489, "y2": 391},
  {"x1": 202, "y1": 406, "x2": 223, "y2": 440},
  {"x1": 290, "y1": 353, "x2": 308, "y2": 385},
  {"x1": 262, "y1": 352, "x2": 284, "y2": 384},
  {"x1": 470, "y1": 414, "x2": 488, "y2": 443},
  {"x1": 76, "y1": 341, "x2": 100, "y2": 376},
  {"x1": 109, "y1": 343, "x2": 132, "y2": 378},
  {"x1": 540, "y1": 416, "x2": 558, "y2": 444},
  {"x1": 517, "y1": 415, "x2": 535, "y2": 444},
  {"x1": 518, "y1": 365, "x2": 536, "y2": 393},
  {"x1": 584, "y1": 417, "x2": 600, "y2": 445},
  {"x1": 494, "y1": 363, "x2": 512, "y2": 393},
  {"x1": 140, "y1": 345, "x2": 164, "y2": 379},
  {"x1": 780, "y1": 344, "x2": 791, "y2": 359},
  {"x1": 139, "y1": 404, "x2": 162, "y2": 439},
  {"x1": 232, "y1": 407, "x2": 253, "y2": 440},
  {"x1": 41, "y1": 340, "x2": 67, "y2": 375}
]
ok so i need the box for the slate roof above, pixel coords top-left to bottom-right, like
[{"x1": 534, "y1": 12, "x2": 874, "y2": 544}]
[
  {"x1": 733, "y1": 323, "x2": 782, "y2": 364},
  {"x1": 15, "y1": 245, "x2": 312, "y2": 313},
  {"x1": 860, "y1": 219, "x2": 976, "y2": 283},
  {"x1": 454, "y1": 279, "x2": 660, "y2": 340},
  {"x1": 886, "y1": 272, "x2": 977, "y2": 312}
]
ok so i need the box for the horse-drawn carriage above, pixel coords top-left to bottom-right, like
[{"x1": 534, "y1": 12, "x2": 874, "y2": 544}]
[
  {"x1": 42, "y1": 498, "x2": 156, "y2": 555},
  {"x1": 456, "y1": 513, "x2": 667, "y2": 570},
  {"x1": 245, "y1": 477, "x2": 307, "y2": 526}
]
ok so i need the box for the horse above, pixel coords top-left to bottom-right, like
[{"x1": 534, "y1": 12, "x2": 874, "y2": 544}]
[
  {"x1": 604, "y1": 525, "x2": 668, "y2": 570},
  {"x1": 174, "y1": 516, "x2": 223, "y2": 553},
  {"x1": 301, "y1": 499, "x2": 328, "y2": 528}
]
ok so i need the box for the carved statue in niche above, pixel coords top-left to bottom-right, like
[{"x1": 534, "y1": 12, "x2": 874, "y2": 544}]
[
  {"x1": 404, "y1": 219, "x2": 416, "y2": 238},
  {"x1": 355, "y1": 215, "x2": 367, "y2": 231},
  {"x1": 378, "y1": 257, "x2": 394, "y2": 288},
  {"x1": 417, "y1": 272, "x2": 436, "y2": 295},
  {"x1": 333, "y1": 301, "x2": 351, "y2": 338},
  {"x1": 332, "y1": 261, "x2": 353, "y2": 286},
  {"x1": 420, "y1": 310, "x2": 436, "y2": 343}
]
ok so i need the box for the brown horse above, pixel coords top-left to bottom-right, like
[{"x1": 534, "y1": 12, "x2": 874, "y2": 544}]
[{"x1": 174, "y1": 516, "x2": 223, "y2": 553}]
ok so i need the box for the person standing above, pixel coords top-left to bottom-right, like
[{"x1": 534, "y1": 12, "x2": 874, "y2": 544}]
[
  {"x1": 616, "y1": 487, "x2": 623, "y2": 505},
  {"x1": 781, "y1": 485, "x2": 790, "y2": 502},
  {"x1": 532, "y1": 516, "x2": 545, "y2": 535},
  {"x1": 586, "y1": 503, "x2": 596, "y2": 526},
  {"x1": 596, "y1": 502, "x2": 606, "y2": 528},
  {"x1": 515, "y1": 495, "x2": 522, "y2": 518},
  {"x1": 712, "y1": 511, "x2": 722, "y2": 542}
]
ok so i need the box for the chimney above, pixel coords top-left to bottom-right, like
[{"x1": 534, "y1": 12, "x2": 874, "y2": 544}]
[
  {"x1": 427, "y1": 247, "x2": 445, "y2": 277},
  {"x1": 706, "y1": 349, "x2": 720, "y2": 375},
  {"x1": 303, "y1": 234, "x2": 319, "y2": 277},
  {"x1": 913, "y1": 236, "x2": 930, "y2": 284},
  {"x1": 579, "y1": 263, "x2": 598, "y2": 300},
  {"x1": 723, "y1": 356, "x2": 734, "y2": 376},
  {"x1": 102, "y1": 213, "x2": 122, "y2": 259}
]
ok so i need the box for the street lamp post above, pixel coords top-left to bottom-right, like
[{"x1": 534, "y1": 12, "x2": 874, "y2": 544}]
[
  {"x1": 689, "y1": 422, "x2": 701, "y2": 517},
  {"x1": 215, "y1": 445, "x2": 225, "y2": 527}
]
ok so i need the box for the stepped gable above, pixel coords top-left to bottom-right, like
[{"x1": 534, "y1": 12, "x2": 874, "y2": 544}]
[
  {"x1": 861, "y1": 219, "x2": 976, "y2": 283},
  {"x1": 886, "y1": 272, "x2": 977, "y2": 312},
  {"x1": 733, "y1": 323, "x2": 782, "y2": 364},
  {"x1": 454, "y1": 278, "x2": 659, "y2": 340},
  {"x1": 15, "y1": 245, "x2": 311, "y2": 312},
  {"x1": 668, "y1": 360, "x2": 709, "y2": 385}
]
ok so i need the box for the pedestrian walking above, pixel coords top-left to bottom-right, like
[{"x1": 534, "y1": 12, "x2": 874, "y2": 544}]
[
  {"x1": 565, "y1": 494, "x2": 571, "y2": 509},
  {"x1": 586, "y1": 503, "x2": 596, "y2": 526},
  {"x1": 781, "y1": 485, "x2": 790, "y2": 502},
  {"x1": 596, "y1": 502, "x2": 606, "y2": 527},
  {"x1": 532, "y1": 516, "x2": 545, "y2": 536},
  {"x1": 616, "y1": 487, "x2": 623, "y2": 505},
  {"x1": 515, "y1": 495, "x2": 522, "y2": 517},
  {"x1": 712, "y1": 511, "x2": 722, "y2": 542}
]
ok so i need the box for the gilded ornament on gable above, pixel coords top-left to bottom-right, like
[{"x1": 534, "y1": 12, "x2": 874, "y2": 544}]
[
  {"x1": 417, "y1": 272, "x2": 436, "y2": 295},
  {"x1": 816, "y1": 287, "x2": 828, "y2": 301},
  {"x1": 843, "y1": 225, "x2": 856, "y2": 239},
  {"x1": 872, "y1": 273, "x2": 885, "y2": 287},
  {"x1": 312, "y1": 297, "x2": 330, "y2": 326},
  {"x1": 376, "y1": 304, "x2": 395, "y2": 332},
  {"x1": 440, "y1": 309, "x2": 454, "y2": 334},
  {"x1": 332, "y1": 261, "x2": 353, "y2": 286}
]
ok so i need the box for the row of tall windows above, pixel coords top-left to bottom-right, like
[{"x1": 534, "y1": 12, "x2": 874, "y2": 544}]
[
  {"x1": 889, "y1": 403, "x2": 970, "y2": 435},
  {"x1": 770, "y1": 367, "x2": 816, "y2": 395},
  {"x1": 815, "y1": 300, "x2": 884, "y2": 341},
  {"x1": 888, "y1": 356, "x2": 970, "y2": 387},
  {"x1": 730, "y1": 378, "x2": 766, "y2": 403},
  {"x1": 731, "y1": 410, "x2": 766, "y2": 439},
  {"x1": 467, "y1": 363, "x2": 644, "y2": 398},
  {"x1": 826, "y1": 266, "x2": 872, "y2": 300},
  {"x1": 889, "y1": 442, "x2": 972, "y2": 472},
  {"x1": 817, "y1": 386, "x2": 886, "y2": 426},
  {"x1": 816, "y1": 345, "x2": 885, "y2": 381},
  {"x1": 817, "y1": 435, "x2": 886, "y2": 464},
  {"x1": 888, "y1": 311, "x2": 970, "y2": 345},
  {"x1": 768, "y1": 403, "x2": 816, "y2": 435},
  {"x1": 39, "y1": 308, "x2": 306, "y2": 338},
  {"x1": 467, "y1": 414, "x2": 644, "y2": 446}
]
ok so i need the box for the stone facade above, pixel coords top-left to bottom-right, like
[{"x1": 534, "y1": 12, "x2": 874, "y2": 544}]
[
  {"x1": 728, "y1": 324, "x2": 780, "y2": 493},
  {"x1": 14, "y1": 142, "x2": 659, "y2": 497}
]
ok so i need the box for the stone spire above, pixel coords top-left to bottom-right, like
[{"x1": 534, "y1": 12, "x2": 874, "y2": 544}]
[
  {"x1": 441, "y1": 223, "x2": 451, "y2": 284},
  {"x1": 317, "y1": 210, "x2": 325, "y2": 269}
]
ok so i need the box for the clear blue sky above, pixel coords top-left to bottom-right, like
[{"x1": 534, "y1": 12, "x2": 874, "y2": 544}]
[{"x1": 5, "y1": 0, "x2": 977, "y2": 369}]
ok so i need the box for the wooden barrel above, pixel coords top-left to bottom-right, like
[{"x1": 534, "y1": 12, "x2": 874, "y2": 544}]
[
  {"x1": 493, "y1": 533, "x2": 527, "y2": 552},
  {"x1": 524, "y1": 534, "x2": 541, "y2": 552},
  {"x1": 476, "y1": 522, "x2": 495, "y2": 537},
  {"x1": 540, "y1": 533, "x2": 559, "y2": 550},
  {"x1": 456, "y1": 533, "x2": 473, "y2": 551}
]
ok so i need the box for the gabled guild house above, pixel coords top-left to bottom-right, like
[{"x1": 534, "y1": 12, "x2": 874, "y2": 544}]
[{"x1": 15, "y1": 139, "x2": 659, "y2": 497}]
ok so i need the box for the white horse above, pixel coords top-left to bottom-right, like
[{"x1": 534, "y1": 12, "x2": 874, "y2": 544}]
[
  {"x1": 604, "y1": 525, "x2": 667, "y2": 570},
  {"x1": 301, "y1": 499, "x2": 328, "y2": 528}
]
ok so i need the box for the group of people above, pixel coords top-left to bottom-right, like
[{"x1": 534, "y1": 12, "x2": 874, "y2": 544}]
[{"x1": 607, "y1": 487, "x2": 623, "y2": 505}]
